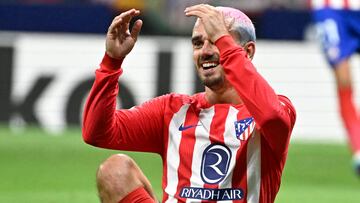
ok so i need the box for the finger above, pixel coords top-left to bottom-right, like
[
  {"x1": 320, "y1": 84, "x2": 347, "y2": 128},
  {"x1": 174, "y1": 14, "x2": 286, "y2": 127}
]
[
  {"x1": 119, "y1": 9, "x2": 141, "y2": 33},
  {"x1": 184, "y1": 10, "x2": 207, "y2": 20},
  {"x1": 108, "y1": 12, "x2": 131, "y2": 33},
  {"x1": 130, "y1": 19, "x2": 143, "y2": 41},
  {"x1": 184, "y1": 4, "x2": 215, "y2": 14},
  {"x1": 226, "y1": 17, "x2": 235, "y2": 30},
  {"x1": 108, "y1": 17, "x2": 122, "y2": 34},
  {"x1": 195, "y1": 3, "x2": 216, "y2": 11},
  {"x1": 184, "y1": 6, "x2": 217, "y2": 19},
  {"x1": 108, "y1": 9, "x2": 141, "y2": 36},
  {"x1": 119, "y1": 9, "x2": 141, "y2": 25}
]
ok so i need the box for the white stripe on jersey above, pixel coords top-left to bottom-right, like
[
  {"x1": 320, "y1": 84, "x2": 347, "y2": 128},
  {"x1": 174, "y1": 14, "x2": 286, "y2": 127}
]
[
  {"x1": 331, "y1": 0, "x2": 346, "y2": 9},
  {"x1": 311, "y1": 0, "x2": 360, "y2": 10},
  {"x1": 349, "y1": 0, "x2": 360, "y2": 9},
  {"x1": 219, "y1": 106, "x2": 240, "y2": 203},
  {"x1": 311, "y1": 0, "x2": 324, "y2": 11},
  {"x1": 220, "y1": 106, "x2": 239, "y2": 187},
  {"x1": 165, "y1": 104, "x2": 190, "y2": 203},
  {"x1": 186, "y1": 106, "x2": 215, "y2": 203},
  {"x1": 246, "y1": 131, "x2": 261, "y2": 203}
]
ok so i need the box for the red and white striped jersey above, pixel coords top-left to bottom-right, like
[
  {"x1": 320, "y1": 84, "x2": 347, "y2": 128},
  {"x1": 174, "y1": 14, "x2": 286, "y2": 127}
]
[
  {"x1": 83, "y1": 36, "x2": 296, "y2": 203},
  {"x1": 309, "y1": 0, "x2": 360, "y2": 10}
]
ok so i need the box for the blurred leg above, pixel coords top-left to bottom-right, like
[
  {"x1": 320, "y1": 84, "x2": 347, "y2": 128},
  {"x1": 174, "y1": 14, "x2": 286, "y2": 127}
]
[
  {"x1": 334, "y1": 59, "x2": 360, "y2": 153},
  {"x1": 96, "y1": 154, "x2": 157, "y2": 203},
  {"x1": 353, "y1": 151, "x2": 360, "y2": 177}
]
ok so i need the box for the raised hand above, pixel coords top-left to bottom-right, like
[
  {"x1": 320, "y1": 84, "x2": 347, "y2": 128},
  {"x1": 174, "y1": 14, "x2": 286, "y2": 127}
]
[
  {"x1": 106, "y1": 9, "x2": 143, "y2": 59},
  {"x1": 184, "y1": 4, "x2": 229, "y2": 43}
]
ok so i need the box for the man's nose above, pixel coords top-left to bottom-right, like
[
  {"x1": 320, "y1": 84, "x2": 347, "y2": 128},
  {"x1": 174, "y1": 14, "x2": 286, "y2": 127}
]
[{"x1": 201, "y1": 40, "x2": 215, "y2": 57}]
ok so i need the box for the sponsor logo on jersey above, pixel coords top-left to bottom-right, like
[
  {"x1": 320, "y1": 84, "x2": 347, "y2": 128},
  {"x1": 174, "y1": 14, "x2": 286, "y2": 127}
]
[
  {"x1": 234, "y1": 117, "x2": 254, "y2": 140},
  {"x1": 201, "y1": 144, "x2": 231, "y2": 184},
  {"x1": 180, "y1": 187, "x2": 244, "y2": 201}
]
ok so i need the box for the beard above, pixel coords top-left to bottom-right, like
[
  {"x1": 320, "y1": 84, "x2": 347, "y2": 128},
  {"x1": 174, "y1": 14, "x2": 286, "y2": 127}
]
[
  {"x1": 200, "y1": 71, "x2": 226, "y2": 90},
  {"x1": 196, "y1": 53, "x2": 225, "y2": 89}
]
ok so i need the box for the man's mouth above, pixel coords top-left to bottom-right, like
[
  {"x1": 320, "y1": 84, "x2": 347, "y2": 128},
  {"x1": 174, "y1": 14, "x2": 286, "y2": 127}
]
[{"x1": 201, "y1": 61, "x2": 219, "y2": 70}]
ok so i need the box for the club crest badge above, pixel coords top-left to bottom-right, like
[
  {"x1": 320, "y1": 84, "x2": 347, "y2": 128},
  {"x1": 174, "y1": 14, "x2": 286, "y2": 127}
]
[{"x1": 234, "y1": 117, "x2": 255, "y2": 141}]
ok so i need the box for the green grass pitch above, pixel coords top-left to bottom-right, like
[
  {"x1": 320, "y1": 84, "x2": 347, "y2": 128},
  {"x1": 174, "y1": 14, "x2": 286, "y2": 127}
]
[{"x1": 0, "y1": 127, "x2": 359, "y2": 202}]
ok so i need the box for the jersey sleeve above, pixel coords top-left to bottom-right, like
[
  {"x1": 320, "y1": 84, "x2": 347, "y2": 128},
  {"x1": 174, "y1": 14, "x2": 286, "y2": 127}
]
[
  {"x1": 215, "y1": 35, "x2": 296, "y2": 157},
  {"x1": 82, "y1": 54, "x2": 165, "y2": 154}
]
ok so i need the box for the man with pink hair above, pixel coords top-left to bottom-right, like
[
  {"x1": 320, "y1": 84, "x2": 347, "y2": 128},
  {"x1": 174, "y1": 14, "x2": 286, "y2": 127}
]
[{"x1": 83, "y1": 4, "x2": 296, "y2": 203}]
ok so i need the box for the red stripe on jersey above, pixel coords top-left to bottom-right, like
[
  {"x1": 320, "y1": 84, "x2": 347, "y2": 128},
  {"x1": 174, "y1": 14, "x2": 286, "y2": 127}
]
[
  {"x1": 325, "y1": 0, "x2": 330, "y2": 7},
  {"x1": 209, "y1": 105, "x2": 228, "y2": 143},
  {"x1": 306, "y1": 0, "x2": 311, "y2": 9},
  {"x1": 232, "y1": 112, "x2": 251, "y2": 203},
  {"x1": 232, "y1": 147, "x2": 249, "y2": 203},
  {"x1": 309, "y1": 0, "x2": 359, "y2": 9},
  {"x1": 202, "y1": 105, "x2": 229, "y2": 202},
  {"x1": 175, "y1": 106, "x2": 200, "y2": 202},
  {"x1": 161, "y1": 98, "x2": 186, "y2": 203}
]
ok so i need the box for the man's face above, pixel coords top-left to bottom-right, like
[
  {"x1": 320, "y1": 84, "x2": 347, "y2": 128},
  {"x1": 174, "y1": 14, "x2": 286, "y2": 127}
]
[{"x1": 192, "y1": 20, "x2": 225, "y2": 89}]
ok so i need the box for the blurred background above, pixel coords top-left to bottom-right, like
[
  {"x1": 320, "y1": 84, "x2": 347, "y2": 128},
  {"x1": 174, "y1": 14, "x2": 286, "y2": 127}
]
[{"x1": 0, "y1": 0, "x2": 360, "y2": 202}]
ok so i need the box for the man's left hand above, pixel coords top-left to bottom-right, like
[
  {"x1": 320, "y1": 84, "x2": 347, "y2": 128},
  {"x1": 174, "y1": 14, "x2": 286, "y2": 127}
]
[{"x1": 185, "y1": 4, "x2": 229, "y2": 43}]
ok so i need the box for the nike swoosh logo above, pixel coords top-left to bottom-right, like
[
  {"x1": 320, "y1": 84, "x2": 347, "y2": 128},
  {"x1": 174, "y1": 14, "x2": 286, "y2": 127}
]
[{"x1": 178, "y1": 123, "x2": 201, "y2": 131}]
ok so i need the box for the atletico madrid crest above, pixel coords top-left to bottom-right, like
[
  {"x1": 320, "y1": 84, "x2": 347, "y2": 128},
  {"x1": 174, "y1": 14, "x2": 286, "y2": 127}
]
[{"x1": 234, "y1": 117, "x2": 255, "y2": 141}]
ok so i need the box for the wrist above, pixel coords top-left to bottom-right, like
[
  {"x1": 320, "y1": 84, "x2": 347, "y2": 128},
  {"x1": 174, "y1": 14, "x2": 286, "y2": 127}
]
[
  {"x1": 100, "y1": 53, "x2": 124, "y2": 71},
  {"x1": 212, "y1": 32, "x2": 230, "y2": 43},
  {"x1": 105, "y1": 51, "x2": 126, "y2": 61}
]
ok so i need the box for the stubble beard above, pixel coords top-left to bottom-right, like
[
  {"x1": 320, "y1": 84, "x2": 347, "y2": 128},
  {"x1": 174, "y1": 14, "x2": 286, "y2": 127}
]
[
  {"x1": 196, "y1": 54, "x2": 224, "y2": 90},
  {"x1": 201, "y1": 73, "x2": 225, "y2": 90}
]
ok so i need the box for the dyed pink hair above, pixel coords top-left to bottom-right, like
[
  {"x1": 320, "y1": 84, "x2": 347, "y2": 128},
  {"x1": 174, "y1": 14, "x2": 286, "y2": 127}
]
[{"x1": 216, "y1": 6, "x2": 256, "y2": 43}]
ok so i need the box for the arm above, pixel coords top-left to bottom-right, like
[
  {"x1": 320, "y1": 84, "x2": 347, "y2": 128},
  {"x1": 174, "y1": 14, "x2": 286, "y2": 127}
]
[
  {"x1": 82, "y1": 54, "x2": 165, "y2": 153},
  {"x1": 82, "y1": 9, "x2": 164, "y2": 154},
  {"x1": 216, "y1": 35, "x2": 296, "y2": 156}
]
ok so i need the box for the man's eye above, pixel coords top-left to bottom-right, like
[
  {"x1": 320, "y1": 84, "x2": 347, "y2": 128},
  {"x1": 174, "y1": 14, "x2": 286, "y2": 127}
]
[{"x1": 193, "y1": 41, "x2": 203, "y2": 49}]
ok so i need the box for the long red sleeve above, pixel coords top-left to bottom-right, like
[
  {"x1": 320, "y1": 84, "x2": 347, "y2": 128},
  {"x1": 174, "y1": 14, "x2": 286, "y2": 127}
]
[
  {"x1": 82, "y1": 54, "x2": 165, "y2": 154},
  {"x1": 216, "y1": 35, "x2": 296, "y2": 157}
]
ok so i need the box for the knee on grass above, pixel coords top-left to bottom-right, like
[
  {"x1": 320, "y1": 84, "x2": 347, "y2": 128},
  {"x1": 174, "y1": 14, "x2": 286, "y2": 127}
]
[{"x1": 96, "y1": 154, "x2": 143, "y2": 202}]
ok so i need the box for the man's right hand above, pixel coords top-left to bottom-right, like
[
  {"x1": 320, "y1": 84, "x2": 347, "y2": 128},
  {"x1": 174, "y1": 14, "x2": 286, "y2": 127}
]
[{"x1": 106, "y1": 9, "x2": 143, "y2": 60}]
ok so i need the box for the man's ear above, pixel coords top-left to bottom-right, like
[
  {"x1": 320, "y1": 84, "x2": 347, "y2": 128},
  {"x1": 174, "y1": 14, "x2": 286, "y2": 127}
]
[{"x1": 244, "y1": 41, "x2": 255, "y2": 60}]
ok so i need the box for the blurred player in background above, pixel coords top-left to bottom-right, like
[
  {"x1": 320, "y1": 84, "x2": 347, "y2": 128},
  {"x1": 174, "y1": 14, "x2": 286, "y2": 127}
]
[
  {"x1": 82, "y1": 4, "x2": 296, "y2": 203},
  {"x1": 310, "y1": 0, "x2": 360, "y2": 176}
]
